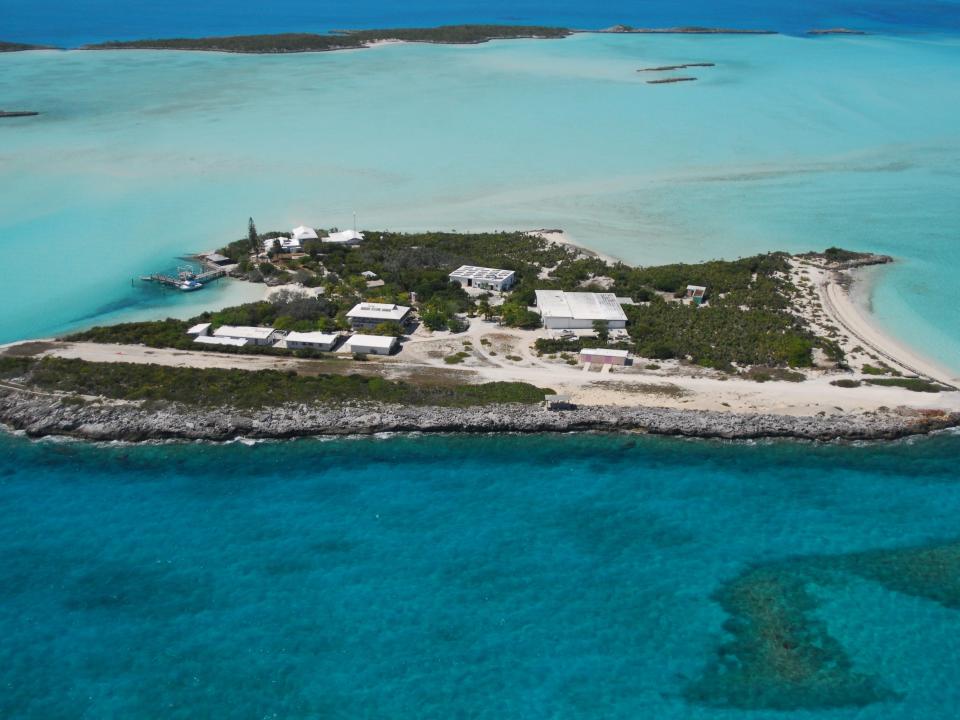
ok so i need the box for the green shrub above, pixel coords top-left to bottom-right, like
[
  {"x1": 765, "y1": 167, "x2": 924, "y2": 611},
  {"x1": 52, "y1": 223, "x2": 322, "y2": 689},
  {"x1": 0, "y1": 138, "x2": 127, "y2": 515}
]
[
  {"x1": 865, "y1": 378, "x2": 948, "y2": 393},
  {"x1": 831, "y1": 379, "x2": 861, "y2": 388}
]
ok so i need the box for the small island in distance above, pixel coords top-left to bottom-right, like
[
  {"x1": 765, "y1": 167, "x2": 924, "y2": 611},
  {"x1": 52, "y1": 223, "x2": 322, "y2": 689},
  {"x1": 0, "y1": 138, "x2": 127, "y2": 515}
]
[{"x1": 80, "y1": 25, "x2": 573, "y2": 53}]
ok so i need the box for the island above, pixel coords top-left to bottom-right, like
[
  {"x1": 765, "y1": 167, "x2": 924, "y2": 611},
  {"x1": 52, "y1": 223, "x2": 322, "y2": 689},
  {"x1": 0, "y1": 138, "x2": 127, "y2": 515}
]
[
  {"x1": 638, "y1": 63, "x2": 716, "y2": 72},
  {"x1": 1, "y1": 227, "x2": 956, "y2": 442},
  {"x1": 81, "y1": 25, "x2": 572, "y2": 54},
  {"x1": 598, "y1": 25, "x2": 777, "y2": 35},
  {"x1": 646, "y1": 77, "x2": 698, "y2": 84},
  {"x1": 0, "y1": 40, "x2": 56, "y2": 52},
  {"x1": 808, "y1": 28, "x2": 868, "y2": 35}
]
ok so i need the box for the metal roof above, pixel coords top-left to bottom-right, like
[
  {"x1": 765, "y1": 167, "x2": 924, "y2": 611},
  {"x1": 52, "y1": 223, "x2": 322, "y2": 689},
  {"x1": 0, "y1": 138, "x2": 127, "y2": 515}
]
[
  {"x1": 285, "y1": 331, "x2": 339, "y2": 344},
  {"x1": 347, "y1": 334, "x2": 398, "y2": 349},
  {"x1": 213, "y1": 325, "x2": 276, "y2": 340},
  {"x1": 579, "y1": 348, "x2": 630, "y2": 358},
  {"x1": 535, "y1": 290, "x2": 628, "y2": 323},
  {"x1": 194, "y1": 335, "x2": 249, "y2": 347}
]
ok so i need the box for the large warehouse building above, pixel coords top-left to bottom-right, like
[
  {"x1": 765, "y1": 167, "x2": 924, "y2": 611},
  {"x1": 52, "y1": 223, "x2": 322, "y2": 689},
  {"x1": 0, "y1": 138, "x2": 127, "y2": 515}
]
[{"x1": 534, "y1": 290, "x2": 628, "y2": 330}]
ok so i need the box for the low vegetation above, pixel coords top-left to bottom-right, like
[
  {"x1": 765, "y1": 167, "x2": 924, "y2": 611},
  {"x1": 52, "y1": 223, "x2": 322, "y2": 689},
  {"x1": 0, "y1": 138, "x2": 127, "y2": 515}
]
[
  {"x1": 83, "y1": 26, "x2": 570, "y2": 53},
  {"x1": 864, "y1": 378, "x2": 949, "y2": 393},
  {"x1": 831, "y1": 379, "x2": 862, "y2": 388},
  {"x1": 8, "y1": 357, "x2": 548, "y2": 408},
  {"x1": 1, "y1": 40, "x2": 51, "y2": 52}
]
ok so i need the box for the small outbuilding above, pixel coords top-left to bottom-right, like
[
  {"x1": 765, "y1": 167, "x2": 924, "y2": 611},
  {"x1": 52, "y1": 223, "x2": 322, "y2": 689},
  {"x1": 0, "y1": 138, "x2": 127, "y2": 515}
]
[
  {"x1": 285, "y1": 331, "x2": 340, "y2": 352},
  {"x1": 686, "y1": 285, "x2": 707, "y2": 306},
  {"x1": 213, "y1": 325, "x2": 277, "y2": 346},
  {"x1": 544, "y1": 394, "x2": 575, "y2": 410},
  {"x1": 346, "y1": 334, "x2": 398, "y2": 356},
  {"x1": 204, "y1": 253, "x2": 233, "y2": 266},
  {"x1": 346, "y1": 302, "x2": 411, "y2": 330},
  {"x1": 186, "y1": 322, "x2": 212, "y2": 337},
  {"x1": 449, "y1": 265, "x2": 516, "y2": 292},
  {"x1": 579, "y1": 348, "x2": 630, "y2": 366}
]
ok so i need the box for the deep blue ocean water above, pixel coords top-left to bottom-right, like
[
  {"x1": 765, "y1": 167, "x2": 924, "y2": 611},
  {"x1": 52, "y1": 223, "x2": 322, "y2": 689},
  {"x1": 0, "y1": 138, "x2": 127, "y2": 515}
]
[
  {"x1": 3, "y1": 431, "x2": 960, "y2": 718},
  {"x1": 4, "y1": 0, "x2": 960, "y2": 46}
]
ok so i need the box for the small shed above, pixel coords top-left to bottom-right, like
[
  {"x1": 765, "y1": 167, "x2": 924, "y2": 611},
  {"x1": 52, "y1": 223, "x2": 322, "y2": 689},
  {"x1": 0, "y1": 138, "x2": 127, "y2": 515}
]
[
  {"x1": 186, "y1": 322, "x2": 211, "y2": 337},
  {"x1": 686, "y1": 285, "x2": 707, "y2": 305},
  {"x1": 579, "y1": 348, "x2": 630, "y2": 366},
  {"x1": 204, "y1": 253, "x2": 233, "y2": 266},
  {"x1": 346, "y1": 334, "x2": 398, "y2": 356},
  {"x1": 544, "y1": 394, "x2": 574, "y2": 410}
]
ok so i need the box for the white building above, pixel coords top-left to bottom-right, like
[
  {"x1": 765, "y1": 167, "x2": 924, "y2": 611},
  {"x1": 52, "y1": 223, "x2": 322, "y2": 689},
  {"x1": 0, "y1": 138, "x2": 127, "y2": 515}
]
[
  {"x1": 265, "y1": 236, "x2": 303, "y2": 253},
  {"x1": 194, "y1": 335, "x2": 249, "y2": 348},
  {"x1": 291, "y1": 225, "x2": 319, "y2": 242},
  {"x1": 212, "y1": 325, "x2": 277, "y2": 346},
  {"x1": 323, "y1": 229, "x2": 364, "y2": 245},
  {"x1": 534, "y1": 290, "x2": 628, "y2": 330},
  {"x1": 346, "y1": 302, "x2": 411, "y2": 330},
  {"x1": 579, "y1": 348, "x2": 630, "y2": 366},
  {"x1": 448, "y1": 265, "x2": 516, "y2": 292},
  {"x1": 346, "y1": 334, "x2": 398, "y2": 356},
  {"x1": 186, "y1": 322, "x2": 211, "y2": 337},
  {"x1": 285, "y1": 331, "x2": 340, "y2": 351}
]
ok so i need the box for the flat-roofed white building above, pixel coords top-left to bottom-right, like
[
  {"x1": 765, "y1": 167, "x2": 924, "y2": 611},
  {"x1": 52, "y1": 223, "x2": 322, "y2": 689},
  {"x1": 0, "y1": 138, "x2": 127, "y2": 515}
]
[
  {"x1": 212, "y1": 325, "x2": 277, "y2": 346},
  {"x1": 285, "y1": 331, "x2": 339, "y2": 351},
  {"x1": 194, "y1": 335, "x2": 249, "y2": 348},
  {"x1": 346, "y1": 302, "x2": 411, "y2": 330},
  {"x1": 579, "y1": 348, "x2": 630, "y2": 366},
  {"x1": 346, "y1": 334, "x2": 398, "y2": 356},
  {"x1": 449, "y1": 265, "x2": 516, "y2": 292},
  {"x1": 534, "y1": 290, "x2": 628, "y2": 330},
  {"x1": 186, "y1": 322, "x2": 211, "y2": 337},
  {"x1": 323, "y1": 230, "x2": 364, "y2": 245}
]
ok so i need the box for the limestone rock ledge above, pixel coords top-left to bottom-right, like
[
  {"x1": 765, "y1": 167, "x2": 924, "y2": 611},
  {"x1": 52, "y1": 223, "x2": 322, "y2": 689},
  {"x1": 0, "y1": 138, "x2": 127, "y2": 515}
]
[{"x1": 1, "y1": 390, "x2": 957, "y2": 443}]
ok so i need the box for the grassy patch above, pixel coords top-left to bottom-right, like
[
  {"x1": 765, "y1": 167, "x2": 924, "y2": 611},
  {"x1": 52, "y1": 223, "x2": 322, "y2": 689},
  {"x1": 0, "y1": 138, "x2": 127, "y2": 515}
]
[
  {"x1": 741, "y1": 367, "x2": 806, "y2": 383},
  {"x1": 444, "y1": 351, "x2": 470, "y2": 365},
  {"x1": 830, "y1": 379, "x2": 862, "y2": 388},
  {"x1": 12, "y1": 357, "x2": 547, "y2": 408},
  {"x1": 865, "y1": 378, "x2": 950, "y2": 393}
]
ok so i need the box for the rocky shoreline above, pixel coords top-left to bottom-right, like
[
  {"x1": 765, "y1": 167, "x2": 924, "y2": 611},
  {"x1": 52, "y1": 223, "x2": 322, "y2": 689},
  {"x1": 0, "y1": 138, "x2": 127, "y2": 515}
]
[{"x1": 1, "y1": 389, "x2": 956, "y2": 443}]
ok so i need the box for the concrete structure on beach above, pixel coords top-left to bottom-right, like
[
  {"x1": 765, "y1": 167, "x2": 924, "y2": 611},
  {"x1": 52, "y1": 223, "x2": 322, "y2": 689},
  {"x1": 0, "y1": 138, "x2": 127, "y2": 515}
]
[
  {"x1": 448, "y1": 265, "x2": 516, "y2": 292},
  {"x1": 534, "y1": 290, "x2": 627, "y2": 330}
]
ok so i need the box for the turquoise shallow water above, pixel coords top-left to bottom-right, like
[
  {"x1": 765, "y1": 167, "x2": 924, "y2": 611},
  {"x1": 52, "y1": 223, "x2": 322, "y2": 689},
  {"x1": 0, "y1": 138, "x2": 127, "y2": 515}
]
[
  {"x1": 3, "y1": 431, "x2": 960, "y2": 717},
  {"x1": 1, "y1": 34, "x2": 959, "y2": 372}
]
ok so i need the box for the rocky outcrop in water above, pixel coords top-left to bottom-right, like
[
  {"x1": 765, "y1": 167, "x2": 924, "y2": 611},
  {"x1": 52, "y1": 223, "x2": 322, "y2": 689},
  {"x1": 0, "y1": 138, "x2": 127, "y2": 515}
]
[{"x1": 1, "y1": 389, "x2": 956, "y2": 443}]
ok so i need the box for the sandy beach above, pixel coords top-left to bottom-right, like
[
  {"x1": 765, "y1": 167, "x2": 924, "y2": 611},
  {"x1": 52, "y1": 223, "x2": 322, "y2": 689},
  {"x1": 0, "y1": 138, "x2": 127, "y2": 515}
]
[{"x1": 793, "y1": 260, "x2": 959, "y2": 388}]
